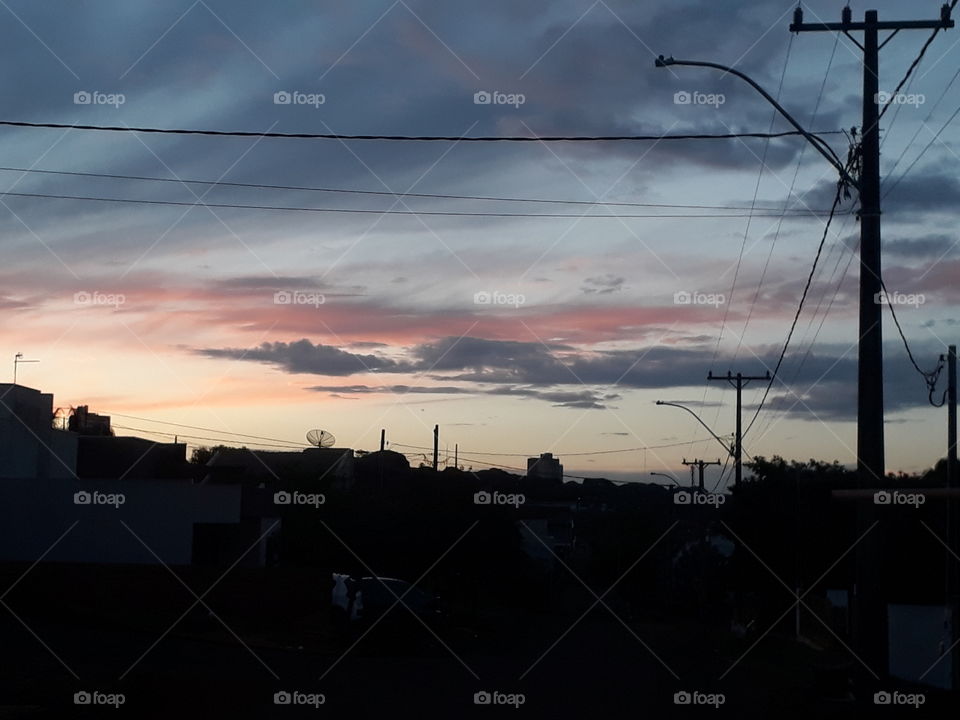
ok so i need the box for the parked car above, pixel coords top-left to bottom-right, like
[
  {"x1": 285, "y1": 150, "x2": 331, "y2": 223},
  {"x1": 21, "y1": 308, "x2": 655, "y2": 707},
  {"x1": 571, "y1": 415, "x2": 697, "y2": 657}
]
[{"x1": 330, "y1": 573, "x2": 442, "y2": 639}]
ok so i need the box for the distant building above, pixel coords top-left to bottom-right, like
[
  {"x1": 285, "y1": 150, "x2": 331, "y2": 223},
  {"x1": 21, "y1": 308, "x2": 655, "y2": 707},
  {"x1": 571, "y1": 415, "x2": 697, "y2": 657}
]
[
  {"x1": 0, "y1": 383, "x2": 77, "y2": 480},
  {"x1": 527, "y1": 452, "x2": 563, "y2": 482},
  {"x1": 203, "y1": 446, "x2": 354, "y2": 486},
  {"x1": 0, "y1": 383, "x2": 270, "y2": 567},
  {"x1": 68, "y1": 405, "x2": 113, "y2": 436}
]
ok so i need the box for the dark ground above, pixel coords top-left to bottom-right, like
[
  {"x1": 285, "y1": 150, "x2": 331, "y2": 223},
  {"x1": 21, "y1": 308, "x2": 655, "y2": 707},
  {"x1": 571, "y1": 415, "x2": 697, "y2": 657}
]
[{"x1": 1, "y1": 564, "x2": 955, "y2": 718}]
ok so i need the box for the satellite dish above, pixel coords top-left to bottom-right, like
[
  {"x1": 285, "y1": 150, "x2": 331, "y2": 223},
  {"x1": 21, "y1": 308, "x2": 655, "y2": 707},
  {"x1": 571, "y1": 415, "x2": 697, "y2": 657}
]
[{"x1": 306, "y1": 429, "x2": 336, "y2": 448}]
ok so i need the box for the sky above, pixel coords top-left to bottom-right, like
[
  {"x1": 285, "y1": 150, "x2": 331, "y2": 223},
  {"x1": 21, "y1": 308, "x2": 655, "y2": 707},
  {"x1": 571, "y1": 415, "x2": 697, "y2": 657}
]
[{"x1": 1, "y1": 0, "x2": 959, "y2": 486}]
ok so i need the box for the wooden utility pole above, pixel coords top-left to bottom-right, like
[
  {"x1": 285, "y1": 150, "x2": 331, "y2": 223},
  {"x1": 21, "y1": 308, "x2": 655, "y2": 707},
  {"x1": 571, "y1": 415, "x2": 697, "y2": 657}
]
[
  {"x1": 432, "y1": 424, "x2": 439, "y2": 471},
  {"x1": 791, "y1": 4, "x2": 955, "y2": 683},
  {"x1": 947, "y1": 345, "x2": 958, "y2": 691},
  {"x1": 682, "y1": 458, "x2": 720, "y2": 493},
  {"x1": 708, "y1": 371, "x2": 770, "y2": 486},
  {"x1": 380, "y1": 428, "x2": 386, "y2": 452}
]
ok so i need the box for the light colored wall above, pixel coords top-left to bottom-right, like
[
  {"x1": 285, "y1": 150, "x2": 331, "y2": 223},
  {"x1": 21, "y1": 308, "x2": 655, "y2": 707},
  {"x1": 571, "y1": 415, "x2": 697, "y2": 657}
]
[{"x1": 0, "y1": 477, "x2": 242, "y2": 565}]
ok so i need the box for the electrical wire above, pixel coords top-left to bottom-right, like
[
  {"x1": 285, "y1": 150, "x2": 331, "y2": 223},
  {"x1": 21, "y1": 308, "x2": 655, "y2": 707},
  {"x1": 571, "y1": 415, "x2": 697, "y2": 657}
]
[
  {"x1": 0, "y1": 119, "x2": 843, "y2": 142},
  {"x1": 877, "y1": 0, "x2": 958, "y2": 122},
  {"x1": 742, "y1": 179, "x2": 848, "y2": 439},
  {"x1": 106, "y1": 412, "x2": 307, "y2": 447},
  {"x1": 0, "y1": 188, "x2": 851, "y2": 219},
  {"x1": 111, "y1": 424, "x2": 309, "y2": 450},
  {"x1": 0, "y1": 165, "x2": 842, "y2": 214},
  {"x1": 877, "y1": 278, "x2": 946, "y2": 406}
]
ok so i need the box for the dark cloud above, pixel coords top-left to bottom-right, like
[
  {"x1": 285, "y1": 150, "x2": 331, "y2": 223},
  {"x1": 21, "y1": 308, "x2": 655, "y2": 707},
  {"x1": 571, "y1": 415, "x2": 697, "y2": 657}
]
[
  {"x1": 305, "y1": 382, "x2": 619, "y2": 409},
  {"x1": 197, "y1": 339, "x2": 412, "y2": 375},
  {"x1": 200, "y1": 334, "x2": 950, "y2": 418},
  {"x1": 581, "y1": 274, "x2": 625, "y2": 294}
]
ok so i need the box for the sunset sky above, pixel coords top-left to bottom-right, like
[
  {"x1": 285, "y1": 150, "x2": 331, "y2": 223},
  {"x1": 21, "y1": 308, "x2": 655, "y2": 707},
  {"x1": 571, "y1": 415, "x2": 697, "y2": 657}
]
[{"x1": 2, "y1": 0, "x2": 959, "y2": 485}]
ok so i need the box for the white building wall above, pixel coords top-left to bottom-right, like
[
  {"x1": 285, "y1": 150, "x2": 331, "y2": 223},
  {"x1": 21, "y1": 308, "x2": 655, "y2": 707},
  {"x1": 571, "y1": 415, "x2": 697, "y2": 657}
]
[{"x1": 0, "y1": 477, "x2": 241, "y2": 565}]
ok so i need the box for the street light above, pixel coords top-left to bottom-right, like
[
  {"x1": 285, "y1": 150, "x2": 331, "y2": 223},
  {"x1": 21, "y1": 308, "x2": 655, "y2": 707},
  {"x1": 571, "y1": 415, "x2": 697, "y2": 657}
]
[
  {"x1": 650, "y1": 471, "x2": 683, "y2": 488},
  {"x1": 654, "y1": 55, "x2": 855, "y2": 189},
  {"x1": 655, "y1": 400, "x2": 735, "y2": 457}
]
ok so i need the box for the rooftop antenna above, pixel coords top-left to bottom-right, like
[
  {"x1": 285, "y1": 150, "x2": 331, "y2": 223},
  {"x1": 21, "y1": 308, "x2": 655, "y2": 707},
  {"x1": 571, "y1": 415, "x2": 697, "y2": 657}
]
[
  {"x1": 306, "y1": 429, "x2": 336, "y2": 448},
  {"x1": 13, "y1": 353, "x2": 38, "y2": 384}
]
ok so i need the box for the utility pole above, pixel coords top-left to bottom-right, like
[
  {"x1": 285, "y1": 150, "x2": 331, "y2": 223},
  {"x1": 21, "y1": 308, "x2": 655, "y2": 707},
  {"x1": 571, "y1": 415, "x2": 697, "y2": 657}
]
[
  {"x1": 380, "y1": 428, "x2": 386, "y2": 452},
  {"x1": 707, "y1": 371, "x2": 770, "y2": 487},
  {"x1": 454, "y1": 443, "x2": 459, "y2": 470},
  {"x1": 946, "y1": 345, "x2": 958, "y2": 691},
  {"x1": 682, "y1": 458, "x2": 720, "y2": 493},
  {"x1": 432, "y1": 424, "x2": 439, "y2": 471},
  {"x1": 791, "y1": 3, "x2": 952, "y2": 481},
  {"x1": 790, "y1": 4, "x2": 955, "y2": 684}
]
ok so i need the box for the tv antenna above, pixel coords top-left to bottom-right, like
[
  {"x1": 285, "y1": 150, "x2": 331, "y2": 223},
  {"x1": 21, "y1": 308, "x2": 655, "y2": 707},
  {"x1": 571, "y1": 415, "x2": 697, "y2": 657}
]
[{"x1": 13, "y1": 352, "x2": 39, "y2": 384}]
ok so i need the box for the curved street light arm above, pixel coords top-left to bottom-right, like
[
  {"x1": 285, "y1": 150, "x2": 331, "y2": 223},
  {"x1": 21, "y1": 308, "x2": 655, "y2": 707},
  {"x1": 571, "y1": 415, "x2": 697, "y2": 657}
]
[
  {"x1": 655, "y1": 400, "x2": 734, "y2": 456},
  {"x1": 655, "y1": 56, "x2": 857, "y2": 191}
]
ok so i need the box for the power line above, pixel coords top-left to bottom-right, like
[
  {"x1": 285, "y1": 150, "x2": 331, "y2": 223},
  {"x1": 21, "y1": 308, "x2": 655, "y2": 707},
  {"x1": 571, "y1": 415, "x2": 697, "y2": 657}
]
[
  {"x1": 0, "y1": 119, "x2": 843, "y2": 142},
  {"x1": 743, "y1": 180, "x2": 847, "y2": 439},
  {"x1": 0, "y1": 189, "x2": 850, "y2": 219},
  {"x1": 390, "y1": 438, "x2": 706, "y2": 457},
  {"x1": 106, "y1": 412, "x2": 307, "y2": 447},
  {"x1": 111, "y1": 424, "x2": 309, "y2": 450},
  {"x1": 882, "y1": 65, "x2": 960, "y2": 187},
  {"x1": 878, "y1": 278, "x2": 946, "y2": 406},
  {"x1": 883, "y1": 100, "x2": 960, "y2": 200},
  {"x1": 0, "y1": 164, "x2": 840, "y2": 214},
  {"x1": 877, "y1": 0, "x2": 959, "y2": 121}
]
